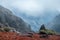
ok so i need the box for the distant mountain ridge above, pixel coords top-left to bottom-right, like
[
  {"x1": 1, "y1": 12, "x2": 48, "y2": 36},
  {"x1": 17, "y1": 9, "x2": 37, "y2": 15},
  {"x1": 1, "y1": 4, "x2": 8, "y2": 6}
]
[
  {"x1": 11, "y1": 8, "x2": 60, "y2": 32},
  {"x1": 47, "y1": 14, "x2": 60, "y2": 34},
  {"x1": 0, "y1": 5, "x2": 32, "y2": 33}
]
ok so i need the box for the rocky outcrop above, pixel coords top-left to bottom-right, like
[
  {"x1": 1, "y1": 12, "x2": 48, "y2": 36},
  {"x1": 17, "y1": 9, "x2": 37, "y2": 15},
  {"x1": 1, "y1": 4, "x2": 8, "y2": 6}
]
[
  {"x1": 47, "y1": 14, "x2": 60, "y2": 33},
  {"x1": 0, "y1": 5, "x2": 32, "y2": 33}
]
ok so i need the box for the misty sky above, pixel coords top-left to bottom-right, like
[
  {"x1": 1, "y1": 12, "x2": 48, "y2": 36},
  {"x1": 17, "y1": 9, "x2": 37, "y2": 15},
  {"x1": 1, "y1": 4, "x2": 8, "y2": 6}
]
[
  {"x1": 0, "y1": 0, "x2": 60, "y2": 32},
  {"x1": 0, "y1": 0, "x2": 60, "y2": 24},
  {"x1": 0, "y1": 0, "x2": 60, "y2": 16}
]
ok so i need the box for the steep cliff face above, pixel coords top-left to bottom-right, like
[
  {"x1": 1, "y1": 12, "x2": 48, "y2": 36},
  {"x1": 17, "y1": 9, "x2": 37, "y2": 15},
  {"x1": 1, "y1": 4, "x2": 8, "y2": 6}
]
[
  {"x1": 0, "y1": 6, "x2": 32, "y2": 33},
  {"x1": 52, "y1": 14, "x2": 60, "y2": 33},
  {"x1": 47, "y1": 14, "x2": 60, "y2": 33}
]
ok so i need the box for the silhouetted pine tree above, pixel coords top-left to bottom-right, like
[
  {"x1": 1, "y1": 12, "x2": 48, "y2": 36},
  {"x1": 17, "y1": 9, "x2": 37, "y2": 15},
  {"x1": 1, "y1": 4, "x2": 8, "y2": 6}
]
[
  {"x1": 40, "y1": 24, "x2": 46, "y2": 30},
  {"x1": 39, "y1": 24, "x2": 46, "y2": 34}
]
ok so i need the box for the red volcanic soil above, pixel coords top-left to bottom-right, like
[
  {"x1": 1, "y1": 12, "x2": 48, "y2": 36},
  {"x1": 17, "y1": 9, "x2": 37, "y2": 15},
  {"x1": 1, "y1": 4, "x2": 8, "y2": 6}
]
[{"x1": 0, "y1": 32, "x2": 60, "y2": 40}]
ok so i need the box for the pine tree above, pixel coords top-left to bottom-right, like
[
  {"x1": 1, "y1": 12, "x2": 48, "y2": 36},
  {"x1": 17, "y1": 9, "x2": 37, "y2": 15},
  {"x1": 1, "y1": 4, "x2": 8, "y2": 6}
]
[
  {"x1": 39, "y1": 24, "x2": 46, "y2": 34},
  {"x1": 40, "y1": 24, "x2": 46, "y2": 30},
  {"x1": 39, "y1": 24, "x2": 56, "y2": 35}
]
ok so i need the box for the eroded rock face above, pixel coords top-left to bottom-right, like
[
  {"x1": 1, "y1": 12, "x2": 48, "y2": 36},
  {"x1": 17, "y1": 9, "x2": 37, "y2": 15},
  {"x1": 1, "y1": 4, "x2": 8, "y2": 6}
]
[
  {"x1": 0, "y1": 5, "x2": 32, "y2": 33},
  {"x1": 47, "y1": 14, "x2": 60, "y2": 34},
  {"x1": 52, "y1": 15, "x2": 60, "y2": 33}
]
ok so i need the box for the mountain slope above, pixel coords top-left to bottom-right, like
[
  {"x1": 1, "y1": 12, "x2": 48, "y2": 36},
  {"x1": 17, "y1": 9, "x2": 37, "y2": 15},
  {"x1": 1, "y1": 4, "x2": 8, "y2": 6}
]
[
  {"x1": 0, "y1": 5, "x2": 32, "y2": 33},
  {"x1": 47, "y1": 14, "x2": 60, "y2": 33},
  {"x1": 12, "y1": 8, "x2": 60, "y2": 32}
]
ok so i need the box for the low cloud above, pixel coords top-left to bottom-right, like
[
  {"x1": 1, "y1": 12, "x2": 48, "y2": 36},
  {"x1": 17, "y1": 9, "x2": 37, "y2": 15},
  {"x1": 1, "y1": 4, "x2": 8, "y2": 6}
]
[
  {"x1": 0, "y1": 0, "x2": 60, "y2": 16},
  {"x1": 0, "y1": 0, "x2": 60, "y2": 32}
]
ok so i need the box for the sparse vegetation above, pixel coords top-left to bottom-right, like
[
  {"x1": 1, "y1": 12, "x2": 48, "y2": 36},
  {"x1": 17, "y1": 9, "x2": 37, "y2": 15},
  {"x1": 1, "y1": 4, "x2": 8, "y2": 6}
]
[
  {"x1": 39, "y1": 24, "x2": 56, "y2": 35},
  {"x1": 0, "y1": 28, "x2": 4, "y2": 32},
  {"x1": 0, "y1": 27, "x2": 13, "y2": 32},
  {"x1": 3, "y1": 27, "x2": 11, "y2": 32},
  {"x1": 45, "y1": 29, "x2": 56, "y2": 35},
  {"x1": 40, "y1": 29, "x2": 56, "y2": 35},
  {"x1": 0, "y1": 32, "x2": 59, "y2": 40}
]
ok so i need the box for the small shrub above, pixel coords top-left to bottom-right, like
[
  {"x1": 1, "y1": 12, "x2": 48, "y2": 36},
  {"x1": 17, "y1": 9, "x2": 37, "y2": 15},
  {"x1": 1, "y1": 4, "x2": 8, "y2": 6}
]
[
  {"x1": 3, "y1": 27, "x2": 11, "y2": 32},
  {"x1": 46, "y1": 30, "x2": 56, "y2": 35},
  {"x1": 40, "y1": 29, "x2": 56, "y2": 35},
  {"x1": 0, "y1": 28, "x2": 4, "y2": 32},
  {"x1": 39, "y1": 24, "x2": 56, "y2": 35},
  {"x1": 40, "y1": 30, "x2": 46, "y2": 34}
]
